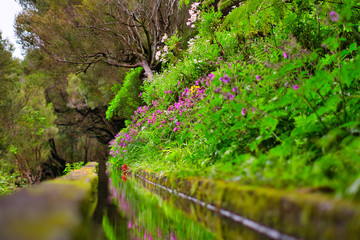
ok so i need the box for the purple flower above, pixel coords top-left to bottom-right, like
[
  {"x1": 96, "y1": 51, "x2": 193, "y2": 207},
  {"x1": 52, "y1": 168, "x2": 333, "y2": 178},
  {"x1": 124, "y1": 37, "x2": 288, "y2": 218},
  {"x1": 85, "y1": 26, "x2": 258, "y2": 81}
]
[
  {"x1": 169, "y1": 90, "x2": 172, "y2": 94},
  {"x1": 293, "y1": 85, "x2": 299, "y2": 90},
  {"x1": 220, "y1": 74, "x2": 231, "y2": 84},
  {"x1": 241, "y1": 108, "x2": 246, "y2": 116},
  {"x1": 176, "y1": 122, "x2": 180, "y2": 125},
  {"x1": 283, "y1": 52, "x2": 288, "y2": 59},
  {"x1": 256, "y1": 75, "x2": 261, "y2": 80},
  {"x1": 214, "y1": 87, "x2": 221, "y2": 93},
  {"x1": 165, "y1": 90, "x2": 168, "y2": 94},
  {"x1": 173, "y1": 127, "x2": 178, "y2": 132},
  {"x1": 228, "y1": 94, "x2": 235, "y2": 100},
  {"x1": 252, "y1": 107, "x2": 256, "y2": 114},
  {"x1": 232, "y1": 87, "x2": 238, "y2": 93},
  {"x1": 209, "y1": 73, "x2": 215, "y2": 80},
  {"x1": 329, "y1": 11, "x2": 339, "y2": 22}
]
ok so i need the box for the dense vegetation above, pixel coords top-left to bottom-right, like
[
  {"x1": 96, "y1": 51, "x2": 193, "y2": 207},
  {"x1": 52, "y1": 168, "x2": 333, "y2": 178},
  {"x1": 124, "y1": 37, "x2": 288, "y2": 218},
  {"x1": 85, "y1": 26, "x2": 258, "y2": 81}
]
[
  {"x1": 1, "y1": 0, "x2": 360, "y2": 200},
  {"x1": 0, "y1": 33, "x2": 58, "y2": 191},
  {"x1": 107, "y1": 0, "x2": 360, "y2": 199}
]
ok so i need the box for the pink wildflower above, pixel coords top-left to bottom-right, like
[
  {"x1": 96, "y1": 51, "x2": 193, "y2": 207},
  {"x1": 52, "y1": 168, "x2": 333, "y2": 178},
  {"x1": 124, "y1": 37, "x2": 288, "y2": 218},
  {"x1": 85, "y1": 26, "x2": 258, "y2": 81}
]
[
  {"x1": 293, "y1": 85, "x2": 299, "y2": 90},
  {"x1": 329, "y1": 11, "x2": 339, "y2": 22},
  {"x1": 241, "y1": 108, "x2": 246, "y2": 116}
]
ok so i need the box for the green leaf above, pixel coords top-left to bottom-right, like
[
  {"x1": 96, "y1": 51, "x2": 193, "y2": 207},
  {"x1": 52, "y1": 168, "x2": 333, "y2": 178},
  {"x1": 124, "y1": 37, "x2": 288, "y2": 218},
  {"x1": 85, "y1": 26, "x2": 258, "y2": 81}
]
[
  {"x1": 260, "y1": 116, "x2": 278, "y2": 135},
  {"x1": 349, "y1": 42, "x2": 357, "y2": 53}
]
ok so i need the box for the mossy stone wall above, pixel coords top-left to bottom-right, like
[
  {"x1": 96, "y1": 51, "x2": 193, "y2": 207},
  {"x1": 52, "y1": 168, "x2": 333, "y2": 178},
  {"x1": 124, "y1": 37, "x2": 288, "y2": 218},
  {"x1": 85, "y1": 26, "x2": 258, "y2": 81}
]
[
  {"x1": 136, "y1": 169, "x2": 360, "y2": 240},
  {"x1": 0, "y1": 162, "x2": 98, "y2": 240}
]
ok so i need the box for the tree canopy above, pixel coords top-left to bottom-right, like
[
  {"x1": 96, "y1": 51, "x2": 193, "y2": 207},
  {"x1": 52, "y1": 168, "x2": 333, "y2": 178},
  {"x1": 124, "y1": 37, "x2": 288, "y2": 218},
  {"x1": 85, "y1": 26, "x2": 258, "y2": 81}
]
[{"x1": 16, "y1": 0, "x2": 189, "y2": 77}]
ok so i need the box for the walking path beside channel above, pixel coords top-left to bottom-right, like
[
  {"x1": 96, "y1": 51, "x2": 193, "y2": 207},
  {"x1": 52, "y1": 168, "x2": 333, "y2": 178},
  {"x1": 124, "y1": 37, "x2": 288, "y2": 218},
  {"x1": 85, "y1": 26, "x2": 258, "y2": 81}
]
[{"x1": 0, "y1": 162, "x2": 98, "y2": 240}]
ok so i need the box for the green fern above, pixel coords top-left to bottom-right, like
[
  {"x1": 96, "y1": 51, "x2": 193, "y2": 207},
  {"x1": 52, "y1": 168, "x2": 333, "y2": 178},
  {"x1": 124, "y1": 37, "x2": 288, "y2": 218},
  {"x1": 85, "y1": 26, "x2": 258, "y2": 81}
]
[
  {"x1": 218, "y1": 0, "x2": 239, "y2": 11},
  {"x1": 202, "y1": 0, "x2": 239, "y2": 10},
  {"x1": 106, "y1": 67, "x2": 143, "y2": 120},
  {"x1": 202, "y1": 0, "x2": 217, "y2": 8},
  {"x1": 222, "y1": 0, "x2": 284, "y2": 36}
]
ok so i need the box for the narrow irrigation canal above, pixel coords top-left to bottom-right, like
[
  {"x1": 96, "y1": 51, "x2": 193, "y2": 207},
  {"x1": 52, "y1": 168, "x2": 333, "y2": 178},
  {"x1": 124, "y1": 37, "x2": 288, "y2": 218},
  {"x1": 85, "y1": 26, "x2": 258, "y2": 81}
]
[
  {"x1": 101, "y1": 168, "x2": 295, "y2": 240},
  {"x1": 1, "y1": 161, "x2": 358, "y2": 239}
]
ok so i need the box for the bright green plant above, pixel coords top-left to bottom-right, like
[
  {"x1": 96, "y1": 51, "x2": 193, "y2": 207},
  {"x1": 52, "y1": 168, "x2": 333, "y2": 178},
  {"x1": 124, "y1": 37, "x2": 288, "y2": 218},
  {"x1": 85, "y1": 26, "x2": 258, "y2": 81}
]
[
  {"x1": 63, "y1": 161, "x2": 85, "y2": 175},
  {"x1": 106, "y1": 67, "x2": 143, "y2": 120}
]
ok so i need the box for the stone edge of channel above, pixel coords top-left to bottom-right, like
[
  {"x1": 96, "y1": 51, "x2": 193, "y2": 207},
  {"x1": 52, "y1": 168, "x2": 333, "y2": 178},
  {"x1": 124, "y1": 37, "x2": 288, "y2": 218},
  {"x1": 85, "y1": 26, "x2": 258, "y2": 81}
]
[
  {"x1": 0, "y1": 162, "x2": 98, "y2": 240},
  {"x1": 135, "y1": 169, "x2": 360, "y2": 240}
]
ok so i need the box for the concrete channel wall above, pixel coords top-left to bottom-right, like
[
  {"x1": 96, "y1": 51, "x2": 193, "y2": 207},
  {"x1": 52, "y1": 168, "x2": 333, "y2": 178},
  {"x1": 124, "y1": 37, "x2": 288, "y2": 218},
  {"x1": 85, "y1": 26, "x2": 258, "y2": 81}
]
[
  {"x1": 137, "y1": 169, "x2": 360, "y2": 240},
  {"x1": 0, "y1": 162, "x2": 98, "y2": 240}
]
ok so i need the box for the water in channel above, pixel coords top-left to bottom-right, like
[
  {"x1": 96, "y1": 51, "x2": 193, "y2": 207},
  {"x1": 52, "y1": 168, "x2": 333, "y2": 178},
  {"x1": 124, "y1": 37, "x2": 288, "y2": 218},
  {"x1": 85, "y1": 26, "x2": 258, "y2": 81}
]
[{"x1": 94, "y1": 166, "x2": 276, "y2": 240}]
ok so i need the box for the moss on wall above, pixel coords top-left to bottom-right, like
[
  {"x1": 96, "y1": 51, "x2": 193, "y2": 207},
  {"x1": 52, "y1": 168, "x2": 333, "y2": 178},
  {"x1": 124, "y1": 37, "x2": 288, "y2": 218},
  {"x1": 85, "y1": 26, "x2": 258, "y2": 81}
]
[
  {"x1": 0, "y1": 162, "x2": 98, "y2": 240},
  {"x1": 135, "y1": 169, "x2": 360, "y2": 240}
]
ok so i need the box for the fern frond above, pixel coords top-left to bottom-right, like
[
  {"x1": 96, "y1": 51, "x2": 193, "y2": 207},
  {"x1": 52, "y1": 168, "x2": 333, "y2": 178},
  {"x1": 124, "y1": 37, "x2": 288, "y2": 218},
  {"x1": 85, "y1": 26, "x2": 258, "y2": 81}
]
[
  {"x1": 218, "y1": 0, "x2": 241, "y2": 11},
  {"x1": 106, "y1": 67, "x2": 143, "y2": 120},
  {"x1": 222, "y1": 0, "x2": 286, "y2": 38},
  {"x1": 202, "y1": 0, "x2": 217, "y2": 8}
]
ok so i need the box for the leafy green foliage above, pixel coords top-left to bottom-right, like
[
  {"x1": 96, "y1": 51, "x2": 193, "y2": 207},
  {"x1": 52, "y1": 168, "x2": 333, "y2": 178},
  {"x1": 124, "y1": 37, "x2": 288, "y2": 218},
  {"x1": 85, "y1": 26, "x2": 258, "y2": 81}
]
[
  {"x1": 63, "y1": 161, "x2": 85, "y2": 175},
  {"x1": 106, "y1": 67, "x2": 143, "y2": 120},
  {"x1": 0, "y1": 33, "x2": 58, "y2": 185},
  {"x1": 0, "y1": 161, "x2": 27, "y2": 195},
  {"x1": 7, "y1": 72, "x2": 58, "y2": 184}
]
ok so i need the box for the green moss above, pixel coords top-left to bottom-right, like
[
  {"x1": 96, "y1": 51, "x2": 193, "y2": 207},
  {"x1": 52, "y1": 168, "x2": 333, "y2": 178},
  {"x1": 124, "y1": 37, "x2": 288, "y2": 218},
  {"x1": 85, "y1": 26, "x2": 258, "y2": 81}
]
[
  {"x1": 135, "y1": 169, "x2": 360, "y2": 240},
  {"x1": 0, "y1": 162, "x2": 99, "y2": 240}
]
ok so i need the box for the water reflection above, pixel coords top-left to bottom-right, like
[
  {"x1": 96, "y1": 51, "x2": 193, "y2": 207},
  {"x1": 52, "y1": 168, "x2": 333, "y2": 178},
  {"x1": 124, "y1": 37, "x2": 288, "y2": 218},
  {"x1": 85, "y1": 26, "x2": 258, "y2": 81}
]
[
  {"x1": 105, "y1": 171, "x2": 215, "y2": 240},
  {"x1": 134, "y1": 176, "x2": 273, "y2": 240},
  {"x1": 103, "y1": 168, "x2": 278, "y2": 240}
]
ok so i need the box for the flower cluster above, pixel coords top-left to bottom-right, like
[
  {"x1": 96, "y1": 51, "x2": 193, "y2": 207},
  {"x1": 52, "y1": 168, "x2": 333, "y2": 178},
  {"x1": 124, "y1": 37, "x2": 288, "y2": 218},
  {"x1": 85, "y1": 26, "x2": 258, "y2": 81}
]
[
  {"x1": 186, "y1": 2, "x2": 201, "y2": 28},
  {"x1": 109, "y1": 73, "x2": 215, "y2": 160},
  {"x1": 155, "y1": 34, "x2": 170, "y2": 62},
  {"x1": 213, "y1": 73, "x2": 236, "y2": 101},
  {"x1": 187, "y1": 35, "x2": 200, "y2": 53}
]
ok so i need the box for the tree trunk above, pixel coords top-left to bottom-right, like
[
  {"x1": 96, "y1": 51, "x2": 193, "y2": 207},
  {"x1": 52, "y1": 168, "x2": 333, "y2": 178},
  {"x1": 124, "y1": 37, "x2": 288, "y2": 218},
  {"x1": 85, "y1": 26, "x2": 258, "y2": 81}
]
[{"x1": 140, "y1": 60, "x2": 154, "y2": 80}]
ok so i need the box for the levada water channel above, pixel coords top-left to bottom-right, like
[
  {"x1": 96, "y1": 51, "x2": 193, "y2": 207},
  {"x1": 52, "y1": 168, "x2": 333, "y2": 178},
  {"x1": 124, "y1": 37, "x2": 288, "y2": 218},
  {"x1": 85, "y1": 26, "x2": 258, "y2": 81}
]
[{"x1": 92, "y1": 160, "x2": 298, "y2": 240}]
